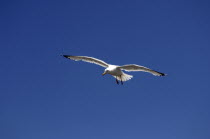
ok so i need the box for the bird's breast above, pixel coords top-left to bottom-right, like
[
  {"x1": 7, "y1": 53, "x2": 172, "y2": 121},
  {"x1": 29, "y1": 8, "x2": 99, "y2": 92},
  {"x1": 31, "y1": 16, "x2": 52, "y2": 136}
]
[{"x1": 108, "y1": 68, "x2": 122, "y2": 76}]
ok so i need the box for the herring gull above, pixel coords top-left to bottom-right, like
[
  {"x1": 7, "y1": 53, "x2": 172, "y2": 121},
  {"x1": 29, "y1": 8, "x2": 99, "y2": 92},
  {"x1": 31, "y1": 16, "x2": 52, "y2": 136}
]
[{"x1": 63, "y1": 55, "x2": 166, "y2": 85}]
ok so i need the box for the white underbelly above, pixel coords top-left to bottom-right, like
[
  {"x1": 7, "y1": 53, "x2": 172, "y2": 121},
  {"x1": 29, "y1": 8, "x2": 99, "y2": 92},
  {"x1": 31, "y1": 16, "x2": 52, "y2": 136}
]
[{"x1": 109, "y1": 69, "x2": 123, "y2": 76}]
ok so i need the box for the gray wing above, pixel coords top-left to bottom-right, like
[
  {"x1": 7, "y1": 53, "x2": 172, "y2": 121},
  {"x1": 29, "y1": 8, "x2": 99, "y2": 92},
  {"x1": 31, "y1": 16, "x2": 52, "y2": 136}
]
[
  {"x1": 119, "y1": 64, "x2": 166, "y2": 76},
  {"x1": 63, "y1": 55, "x2": 109, "y2": 68}
]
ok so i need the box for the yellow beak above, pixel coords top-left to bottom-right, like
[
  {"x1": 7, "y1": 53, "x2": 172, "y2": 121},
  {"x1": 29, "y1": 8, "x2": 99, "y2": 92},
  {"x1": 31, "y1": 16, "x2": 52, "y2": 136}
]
[{"x1": 102, "y1": 72, "x2": 106, "y2": 76}]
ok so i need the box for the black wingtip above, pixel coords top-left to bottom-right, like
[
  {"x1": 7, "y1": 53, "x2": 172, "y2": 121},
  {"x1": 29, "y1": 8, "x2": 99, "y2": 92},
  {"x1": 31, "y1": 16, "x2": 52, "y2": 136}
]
[
  {"x1": 62, "y1": 55, "x2": 69, "y2": 58},
  {"x1": 154, "y1": 70, "x2": 167, "y2": 76},
  {"x1": 160, "y1": 73, "x2": 167, "y2": 76}
]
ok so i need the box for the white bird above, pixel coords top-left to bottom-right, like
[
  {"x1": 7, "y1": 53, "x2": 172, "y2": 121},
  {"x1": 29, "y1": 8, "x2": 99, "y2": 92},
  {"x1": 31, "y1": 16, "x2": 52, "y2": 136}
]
[{"x1": 63, "y1": 55, "x2": 166, "y2": 85}]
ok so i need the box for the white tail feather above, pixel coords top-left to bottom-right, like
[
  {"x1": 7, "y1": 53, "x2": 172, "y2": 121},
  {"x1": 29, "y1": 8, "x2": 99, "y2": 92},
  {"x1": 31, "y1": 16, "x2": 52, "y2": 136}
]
[{"x1": 113, "y1": 73, "x2": 133, "y2": 82}]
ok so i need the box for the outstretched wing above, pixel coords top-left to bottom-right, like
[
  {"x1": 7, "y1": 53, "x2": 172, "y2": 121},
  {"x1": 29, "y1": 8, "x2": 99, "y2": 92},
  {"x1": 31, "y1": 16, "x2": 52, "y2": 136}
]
[
  {"x1": 119, "y1": 64, "x2": 166, "y2": 76},
  {"x1": 63, "y1": 55, "x2": 109, "y2": 68}
]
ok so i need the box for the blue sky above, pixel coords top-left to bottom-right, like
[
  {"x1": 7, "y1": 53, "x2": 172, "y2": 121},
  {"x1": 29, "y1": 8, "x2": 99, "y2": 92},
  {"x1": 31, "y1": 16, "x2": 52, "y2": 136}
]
[{"x1": 1, "y1": 0, "x2": 210, "y2": 139}]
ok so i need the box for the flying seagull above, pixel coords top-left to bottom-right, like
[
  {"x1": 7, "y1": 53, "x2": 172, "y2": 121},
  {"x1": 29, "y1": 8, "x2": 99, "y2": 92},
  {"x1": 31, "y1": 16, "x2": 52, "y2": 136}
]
[{"x1": 63, "y1": 55, "x2": 166, "y2": 85}]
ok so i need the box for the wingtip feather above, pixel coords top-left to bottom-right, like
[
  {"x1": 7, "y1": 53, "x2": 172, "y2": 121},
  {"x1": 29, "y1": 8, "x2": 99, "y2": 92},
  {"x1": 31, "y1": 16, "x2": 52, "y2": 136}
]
[
  {"x1": 62, "y1": 55, "x2": 71, "y2": 58},
  {"x1": 160, "y1": 72, "x2": 167, "y2": 76}
]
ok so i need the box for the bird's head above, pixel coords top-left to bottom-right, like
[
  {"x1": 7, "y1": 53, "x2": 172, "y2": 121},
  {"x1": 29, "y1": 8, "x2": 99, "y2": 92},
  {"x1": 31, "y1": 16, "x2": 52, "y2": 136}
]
[{"x1": 102, "y1": 69, "x2": 108, "y2": 76}]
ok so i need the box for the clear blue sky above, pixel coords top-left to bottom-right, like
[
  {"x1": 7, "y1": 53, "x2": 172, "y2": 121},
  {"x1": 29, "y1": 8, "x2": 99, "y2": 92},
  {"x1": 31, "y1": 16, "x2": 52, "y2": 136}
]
[{"x1": 1, "y1": 0, "x2": 210, "y2": 139}]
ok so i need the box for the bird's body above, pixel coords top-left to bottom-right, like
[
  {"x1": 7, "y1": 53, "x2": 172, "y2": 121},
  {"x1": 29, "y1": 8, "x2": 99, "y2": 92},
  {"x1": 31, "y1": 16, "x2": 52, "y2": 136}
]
[
  {"x1": 105, "y1": 65, "x2": 122, "y2": 76},
  {"x1": 63, "y1": 55, "x2": 166, "y2": 84}
]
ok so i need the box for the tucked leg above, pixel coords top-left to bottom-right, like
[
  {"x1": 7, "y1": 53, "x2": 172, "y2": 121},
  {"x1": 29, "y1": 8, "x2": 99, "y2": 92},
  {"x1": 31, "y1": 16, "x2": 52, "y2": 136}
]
[
  {"x1": 116, "y1": 77, "x2": 119, "y2": 84},
  {"x1": 120, "y1": 75, "x2": 123, "y2": 85}
]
